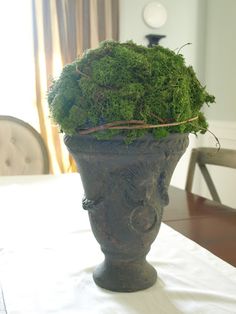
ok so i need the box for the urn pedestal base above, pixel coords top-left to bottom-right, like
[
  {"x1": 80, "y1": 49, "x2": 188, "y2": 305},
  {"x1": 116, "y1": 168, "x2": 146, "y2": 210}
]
[{"x1": 93, "y1": 258, "x2": 157, "y2": 292}]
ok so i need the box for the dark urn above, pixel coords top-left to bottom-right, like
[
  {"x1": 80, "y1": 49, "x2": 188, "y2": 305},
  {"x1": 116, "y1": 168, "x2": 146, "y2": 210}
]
[{"x1": 64, "y1": 133, "x2": 189, "y2": 292}]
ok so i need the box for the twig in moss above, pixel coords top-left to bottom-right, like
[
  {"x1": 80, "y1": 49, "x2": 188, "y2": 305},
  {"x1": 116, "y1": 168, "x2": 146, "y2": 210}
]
[
  {"x1": 110, "y1": 116, "x2": 198, "y2": 130},
  {"x1": 177, "y1": 43, "x2": 192, "y2": 54},
  {"x1": 76, "y1": 67, "x2": 90, "y2": 78},
  {"x1": 79, "y1": 116, "x2": 198, "y2": 135},
  {"x1": 149, "y1": 112, "x2": 166, "y2": 123},
  {"x1": 207, "y1": 129, "x2": 221, "y2": 151},
  {"x1": 79, "y1": 120, "x2": 145, "y2": 135},
  {"x1": 193, "y1": 125, "x2": 221, "y2": 151}
]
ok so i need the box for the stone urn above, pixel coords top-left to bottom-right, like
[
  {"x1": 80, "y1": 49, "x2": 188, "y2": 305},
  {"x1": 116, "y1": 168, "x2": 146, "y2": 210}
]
[{"x1": 64, "y1": 133, "x2": 189, "y2": 292}]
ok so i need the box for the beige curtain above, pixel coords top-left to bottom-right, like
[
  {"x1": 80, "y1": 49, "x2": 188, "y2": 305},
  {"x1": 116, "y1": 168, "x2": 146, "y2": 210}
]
[{"x1": 32, "y1": 0, "x2": 119, "y2": 173}]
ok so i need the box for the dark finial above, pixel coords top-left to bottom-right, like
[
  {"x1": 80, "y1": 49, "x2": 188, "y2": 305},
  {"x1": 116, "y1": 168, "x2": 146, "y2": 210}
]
[{"x1": 145, "y1": 34, "x2": 166, "y2": 47}]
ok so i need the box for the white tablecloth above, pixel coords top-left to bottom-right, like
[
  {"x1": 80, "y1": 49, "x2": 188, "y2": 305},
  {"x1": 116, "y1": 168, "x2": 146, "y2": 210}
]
[{"x1": 0, "y1": 173, "x2": 235, "y2": 314}]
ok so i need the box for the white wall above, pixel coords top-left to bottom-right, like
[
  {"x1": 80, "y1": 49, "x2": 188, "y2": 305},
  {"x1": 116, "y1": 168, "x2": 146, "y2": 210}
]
[
  {"x1": 119, "y1": 0, "x2": 206, "y2": 75},
  {"x1": 204, "y1": 0, "x2": 236, "y2": 121},
  {"x1": 119, "y1": 0, "x2": 206, "y2": 189}
]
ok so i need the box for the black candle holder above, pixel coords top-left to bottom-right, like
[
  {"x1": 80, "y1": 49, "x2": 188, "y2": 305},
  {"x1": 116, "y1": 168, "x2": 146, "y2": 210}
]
[{"x1": 146, "y1": 34, "x2": 166, "y2": 47}]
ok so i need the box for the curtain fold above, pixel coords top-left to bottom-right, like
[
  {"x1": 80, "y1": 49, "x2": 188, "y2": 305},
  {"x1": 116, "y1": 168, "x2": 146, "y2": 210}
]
[{"x1": 32, "y1": 0, "x2": 119, "y2": 173}]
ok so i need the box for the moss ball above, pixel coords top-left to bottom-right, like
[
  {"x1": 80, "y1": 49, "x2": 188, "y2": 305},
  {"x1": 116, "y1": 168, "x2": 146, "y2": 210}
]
[{"x1": 48, "y1": 40, "x2": 215, "y2": 142}]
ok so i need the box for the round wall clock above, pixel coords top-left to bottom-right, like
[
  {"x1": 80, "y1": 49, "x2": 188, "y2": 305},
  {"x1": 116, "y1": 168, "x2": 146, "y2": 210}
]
[{"x1": 143, "y1": 1, "x2": 167, "y2": 28}]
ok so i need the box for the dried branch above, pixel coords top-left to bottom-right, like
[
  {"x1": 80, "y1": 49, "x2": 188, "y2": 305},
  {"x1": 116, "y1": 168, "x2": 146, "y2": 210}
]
[
  {"x1": 79, "y1": 116, "x2": 199, "y2": 135},
  {"x1": 149, "y1": 112, "x2": 166, "y2": 123},
  {"x1": 76, "y1": 67, "x2": 90, "y2": 78},
  {"x1": 177, "y1": 43, "x2": 192, "y2": 54},
  {"x1": 79, "y1": 120, "x2": 145, "y2": 135}
]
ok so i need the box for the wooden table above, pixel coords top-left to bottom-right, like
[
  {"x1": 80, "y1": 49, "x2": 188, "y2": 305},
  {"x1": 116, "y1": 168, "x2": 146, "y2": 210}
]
[{"x1": 163, "y1": 187, "x2": 236, "y2": 267}]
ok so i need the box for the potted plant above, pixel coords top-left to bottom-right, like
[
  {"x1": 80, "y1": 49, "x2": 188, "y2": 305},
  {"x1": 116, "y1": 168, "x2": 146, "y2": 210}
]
[{"x1": 48, "y1": 41, "x2": 215, "y2": 292}]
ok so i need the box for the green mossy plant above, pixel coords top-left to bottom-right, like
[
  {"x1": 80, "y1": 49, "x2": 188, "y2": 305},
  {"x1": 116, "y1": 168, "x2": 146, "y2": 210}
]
[{"x1": 48, "y1": 40, "x2": 215, "y2": 143}]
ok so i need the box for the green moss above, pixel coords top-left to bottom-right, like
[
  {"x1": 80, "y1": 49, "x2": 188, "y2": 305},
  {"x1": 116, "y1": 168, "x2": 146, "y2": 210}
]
[{"x1": 48, "y1": 40, "x2": 215, "y2": 141}]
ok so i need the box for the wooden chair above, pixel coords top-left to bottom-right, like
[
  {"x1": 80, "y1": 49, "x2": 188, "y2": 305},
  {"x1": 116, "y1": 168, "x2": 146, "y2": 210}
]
[
  {"x1": 185, "y1": 147, "x2": 236, "y2": 203},
  {"x1": 0, "y1": 115, "x2": 49, "y2": 175}
]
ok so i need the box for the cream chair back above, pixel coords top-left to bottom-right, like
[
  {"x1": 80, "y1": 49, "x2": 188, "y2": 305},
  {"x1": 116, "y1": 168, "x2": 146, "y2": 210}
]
[{"x1": 0, "y1": 115, "x2": 49, "y2": 175}]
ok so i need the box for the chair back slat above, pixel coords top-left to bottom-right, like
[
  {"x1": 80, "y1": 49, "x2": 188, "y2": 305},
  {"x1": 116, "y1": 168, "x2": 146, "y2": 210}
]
[
  {"x1": 185, "y1": 147, "x2": 236, "y2": 204},
  {"x1": 197, "y1": 148, "x2": 236, "y2": 169},
  {"x1": 198, "y1": 163, "x2": 221, "y2": 203}
]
